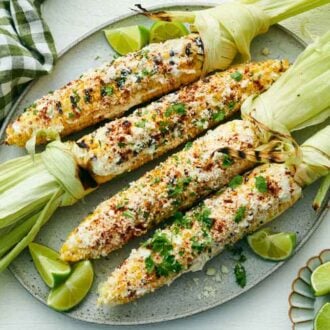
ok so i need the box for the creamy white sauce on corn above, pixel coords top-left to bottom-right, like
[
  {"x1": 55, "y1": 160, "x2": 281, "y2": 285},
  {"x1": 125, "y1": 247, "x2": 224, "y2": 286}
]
[
  {"x1": 97, "y1": 164, "x2": 302, "y2": 305},
  {"x1": 70, "y1": 60, "x2": 288, "y2": 181},
  {"x1": 61, "y1": 120, "x2": 260, "y2": 261},
  {"x1": 6, "y1": 35, "x2": 204, "y2": 146}
]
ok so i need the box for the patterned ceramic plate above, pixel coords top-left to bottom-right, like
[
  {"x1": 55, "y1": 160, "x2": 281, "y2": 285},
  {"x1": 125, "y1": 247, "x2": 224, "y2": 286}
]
[
  {"x1": 0, "y1": 2, "x2": 329, "y2": 326},
  {"x1": 289, "y1": 250, "x2": 330, "y2": 330}
]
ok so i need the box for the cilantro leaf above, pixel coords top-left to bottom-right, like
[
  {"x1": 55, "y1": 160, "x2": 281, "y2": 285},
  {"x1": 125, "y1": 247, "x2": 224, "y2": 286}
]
[
  {"x1": 229, "y1": 175, "x2": 243, "y2": 189},
  {"x1": 230, "y1": 71, "x2": 243, "y2": 82},
  {"x1": 255, "y1": 176, "x2": 268, "y2": 193},
  {"x1": 234, "y1": 263, "x2": 246, "y2": 288},
  {"x1": 234, "y1": 206, "x2": 246, "y2": 223}
]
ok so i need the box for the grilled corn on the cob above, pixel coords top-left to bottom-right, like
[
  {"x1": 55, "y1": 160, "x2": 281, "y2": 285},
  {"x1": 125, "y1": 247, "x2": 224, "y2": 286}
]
[
  {"x1": 97, "y1": 123, "x2": 330, "y2": 305},
  {"x1": 70, "y1": 60, "x2": 287, "y2": 184},
  {"x1": 60, "y1": 119, "x2": 261, "y2": 261},
  {"x1": 6, "y1": 35, "x2": 204, "y2": 146},
  {"x1": 97, "y1": 163, "x2": 302, "y2": 305}
]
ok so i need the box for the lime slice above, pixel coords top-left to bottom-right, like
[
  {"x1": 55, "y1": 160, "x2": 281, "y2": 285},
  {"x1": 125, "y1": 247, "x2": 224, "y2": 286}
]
[
  {"x1": 47, "y1": 260, "x2": 94, "y2": 312},
  {"x1": 315, "y1": 303, "x2": 330, "y2": 330},
  {"x1": 311, "y1": 262, "x2": 330, "y2": 296},
  {"x1": 104, "y1": 25, "x2": 150, "y2": 55},
  {"x1": 149, "y1": 21, "x2": 189, "y2": 43},
  {"x1": 247, "y1": 229, "x2": 296, "y2": 261},
  {"x1": 29, "y1": 243, "x2": 71, "y2": 288}
]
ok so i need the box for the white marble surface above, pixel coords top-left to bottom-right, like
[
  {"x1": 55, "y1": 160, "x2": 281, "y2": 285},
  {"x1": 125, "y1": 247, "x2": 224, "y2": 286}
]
[{"x1": 1, "y1": 1, "x2": 329, "y2": 329}]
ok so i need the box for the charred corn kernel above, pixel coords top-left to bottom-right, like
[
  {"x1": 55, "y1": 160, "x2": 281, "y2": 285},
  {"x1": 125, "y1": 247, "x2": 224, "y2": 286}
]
[
  {"x1": 59, "y1": 60, "x2": 288, "y2": 262},
  {"x1": 70, "y1": 59, "x2": 288, "y2": 184},
  {"x1": 97, "y1": 163, "x2": 301, "y2": 305},
  {"x1": 6, "y1": 35, "x2": 204, "y2": 146},
  {"x1": 60, "y1": 119, "x2": 262, "y2": 261}
]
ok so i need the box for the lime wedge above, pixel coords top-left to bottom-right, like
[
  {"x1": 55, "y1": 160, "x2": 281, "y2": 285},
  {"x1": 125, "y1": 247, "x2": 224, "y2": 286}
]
[
  {"x1": 247, "y1": 229, "x2": 296, "y2": 261},
  {"x1": 311, "y1": 262, "x2": 330, "y2": 296},
  {"x1": 315, "y1": 303, "x2": 330, "y2": 330},
  {"x1": 47, "y1": 260, "x2": 94, "y2": 312},
  {"x1": 29, "y1": 243, "x2": 71, "y2": 288},
  {"x1": 149, "y1": 21, "x2": 189, "y2": 43},
  {"x1": 104, "y1": 25, "x2": 150, "y2": 55}
]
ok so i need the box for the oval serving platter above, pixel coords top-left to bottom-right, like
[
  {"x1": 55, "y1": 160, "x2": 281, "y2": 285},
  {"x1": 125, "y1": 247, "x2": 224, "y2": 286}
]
[{"x1": 0, "y1": 3, "x2": 329, "y2": 326}]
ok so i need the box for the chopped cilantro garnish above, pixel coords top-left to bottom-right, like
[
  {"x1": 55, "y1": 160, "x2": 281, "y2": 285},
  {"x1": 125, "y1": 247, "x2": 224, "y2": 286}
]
[
  {"x1": 152, "y1": 177, "x2": 161, "y2": 184},
  {"x1": 135, "y1": 119, "x2": 147, "y2": 128},
  {"x1": 167, "y1": 177, "x2": 192, "y2": 198},
  {"x1": 191, "y1": 237, "x2": 205, "y2": 253},
  {"x1": 145, "y1": 256, "x2": 155, "y2": 273},
  {"x1": 118, "y1": 142, "x2": 126, "y2": 148},
  {"x1": 142, "y1": 68, "x2": 150, "y2": 76},
  {"x1": 165, "y1": 103, "x2": 186, "y2": 117},
  {"x1": 234, "y1": 263, "x2": 246, "y2": 287},
  {"x1": 172, "y1": 212, "x2": 191, "y2": 229},
  {"x1": 150, "y1": 233, "x2": 173, "y2": 255},
  {"x1": 196, "y1": 206, "x2": 213, "y2": 229},
  {"x1": 234, "y1": 206, "x2": 246, "y2": 223},
  {"x1": 159, "y1": 121, "x2": 169, "y2": 133},
  {"x1": 229, "y1": 175, "x2": 243, "y2": 189},
  {"x1": 212, "y1": 108, "x2": 225, "y2": 122},
  {"x1": 238, "y1": 254, "x2": 247, "y2": 263},
  {"x1": 123, "y1": 210, "x2": 135, "y2": 219},
  {"x1": 231, "y1": 71, "x2": 243, "y2": 82},
  {"x1": 68, "y1": 112, "x2": 75, "y2": 119},
  {"x1": 222, "y1": 154, "x2": 233, "y2": 168},
  {"x1": 195, "y1": 118, "x2": 207, "y2": 129},
  {"x1": 70, "y1": 90, "x2": 80, "y2": 109},
  {"x1": 228, "y1": 100, "x2": 236, "y2": 110},
  {"x1": 101, "y1": 86, "x2": 114, "y2": 97},
  {"x1": 184, "y1": 141, "x2": 193, "y2": 150},
  {"x1": 155, "y1": 254, "x2": 182, "y2": 277},
  {"x1": 255, "y1": 176, "x2": 268, "y2": 193},
  {"x1": 145, "y1": 232, "x2": 183, "y2": 277}
]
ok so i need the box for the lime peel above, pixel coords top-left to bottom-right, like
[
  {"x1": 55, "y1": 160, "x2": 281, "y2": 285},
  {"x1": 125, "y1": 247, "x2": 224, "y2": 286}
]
[
  {"x1": 104, "y1": 25, "x2": 150, "y2": 55},
  {"x1": 314, "y1": 303, "x2": 330, "y2": 330},
  {"x1": 247, "y1": 229, "x2": 297, "y2": 261},
  {"x1": 311, "y1": 262, "x2": 330, "y2": 296},
  {"x1": 29, "y1": 242, "x2": 71, "y2": 288},
  {"x1": 47, "y1": 260, "x2": 94, "y2": 312},
  {"x1": 149, "y1": 21, "x2": 189, "y2": 44}
]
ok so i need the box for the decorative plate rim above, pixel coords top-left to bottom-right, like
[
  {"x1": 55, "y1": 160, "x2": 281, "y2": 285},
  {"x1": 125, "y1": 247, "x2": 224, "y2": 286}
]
[
  {"x1": 288, "y1": 248, "x2": 330, "y2": 329},
  {"x1": 2, "y1": 1, "x2": 329, "y2": 326}
]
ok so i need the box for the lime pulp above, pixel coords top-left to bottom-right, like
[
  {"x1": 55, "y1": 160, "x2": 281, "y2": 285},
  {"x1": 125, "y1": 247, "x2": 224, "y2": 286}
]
[
  {"x1": 29, "y1": 242, "x2": 71, "y2": 288},
  {"x1": 314, "y1": 303, "x2": 330, "y2": 330},
  {"x1": 247, "y1": 229, "x2": 297, "y2": 261},
  {"x1": 47, "y1": 260, "x2": 94, "y2": 312},
  {"x1": 149, "y1": 21, "x2": 189, "y2": 44},
  {"x1": 311, "y1": 262, "x2": 330, "y2": 296},
  {"x1": 104, "y1": 25, "x2": 150, "y2": 55}
]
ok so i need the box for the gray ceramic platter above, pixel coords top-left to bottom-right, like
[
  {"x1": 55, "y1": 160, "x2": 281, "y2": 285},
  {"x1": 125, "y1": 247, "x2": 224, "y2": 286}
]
[{"x1": 0, "y1": 3, "x2": 329, "y2": 326}]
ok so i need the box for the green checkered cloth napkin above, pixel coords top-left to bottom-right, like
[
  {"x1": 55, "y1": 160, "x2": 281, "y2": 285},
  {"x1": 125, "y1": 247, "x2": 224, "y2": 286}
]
[{"x1": 0, "y1": 0, "x2": 56, "y2": 121}]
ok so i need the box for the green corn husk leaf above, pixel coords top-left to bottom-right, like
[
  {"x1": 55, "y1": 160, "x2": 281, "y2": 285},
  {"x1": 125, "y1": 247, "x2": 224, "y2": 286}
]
[
  {"x1": 313, "y1": 174, "x2": 330, "y2": 211},
  {"x1": 0, "y1": 141, "x2": 96, "y2": 271},
  {"x1": 0, "y1": 213, "x2": 39, "y2": 258},
  {"x1": 295, "y1": 126, "x2": 330, "y2": 209},
  {"x1": 242, "y1": 31, "x2": 330, "y2": 137},
  {"x1": 0, "y1": 190, "x2": 62, "y2": 272},
  {"x1": 141, "y1": 0, "x2": 328, "y2": 74},
  {"x1": 295, "y1": 125, "x2": 330, "y2": 186}
]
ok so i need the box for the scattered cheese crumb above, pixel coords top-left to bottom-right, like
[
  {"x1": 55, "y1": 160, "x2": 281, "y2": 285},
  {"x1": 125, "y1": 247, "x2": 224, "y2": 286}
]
[
  {"x1": 215, "y1": 273, "x2": 223, "y2": 282},
  {"x1": 206, "y1": 267, "x2": 217, "y2": 276},
  {"x1": 221, "y1": 265, "x2": 229, "y2": 274},
  {"x1": 261, "y1": 47, "x2": 271, "y2": 56}
]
